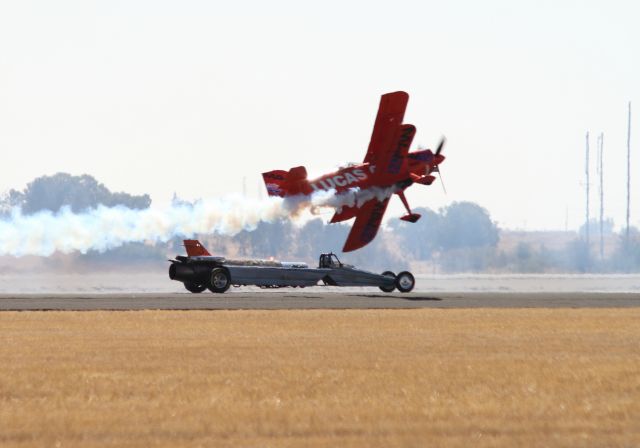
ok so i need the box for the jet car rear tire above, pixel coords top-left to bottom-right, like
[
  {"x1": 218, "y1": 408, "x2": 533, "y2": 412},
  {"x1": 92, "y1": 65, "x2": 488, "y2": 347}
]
[{"x1": 208, "y1": 267, "x2": 231, "y2": 293}]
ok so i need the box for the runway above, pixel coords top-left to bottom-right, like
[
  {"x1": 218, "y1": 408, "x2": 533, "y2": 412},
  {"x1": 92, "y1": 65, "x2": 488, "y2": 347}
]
[{"x1": 0, "y1": 291, "x2": 638, "y2": 310}]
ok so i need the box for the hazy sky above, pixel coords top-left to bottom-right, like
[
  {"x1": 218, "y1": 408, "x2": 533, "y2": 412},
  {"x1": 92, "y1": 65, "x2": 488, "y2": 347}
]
[{"x1": 0, "y1": 0, "x2": 638, "y2": 230}]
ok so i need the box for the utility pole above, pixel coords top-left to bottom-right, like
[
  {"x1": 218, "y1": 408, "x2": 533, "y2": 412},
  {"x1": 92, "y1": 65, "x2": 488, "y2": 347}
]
[
  {"x1": 585, "y1": 132, "x2": 590, "y2": 250},
  {"x1": 627, "y1": 102, "x2": 632, "y2": 241},
  {"x1": 598, "y1": 133, "x2": 604, "y2": 260}
]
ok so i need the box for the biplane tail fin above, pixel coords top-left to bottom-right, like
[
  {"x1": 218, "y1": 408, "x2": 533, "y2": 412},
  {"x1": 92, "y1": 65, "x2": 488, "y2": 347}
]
[{"x1": 262, "y1": 166, "x2": 309, "y2": 197}]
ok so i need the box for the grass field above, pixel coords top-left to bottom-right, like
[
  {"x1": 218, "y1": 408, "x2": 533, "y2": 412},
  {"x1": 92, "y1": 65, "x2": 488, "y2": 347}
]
[{"x1": 1, "y1": 309, "x2": 639, "y2": 447}]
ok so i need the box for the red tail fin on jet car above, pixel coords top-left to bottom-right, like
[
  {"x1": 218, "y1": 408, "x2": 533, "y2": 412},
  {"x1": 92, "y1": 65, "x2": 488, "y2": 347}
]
[{"x1": 183, "y1": 240, "x2": 211, "y2": 256}]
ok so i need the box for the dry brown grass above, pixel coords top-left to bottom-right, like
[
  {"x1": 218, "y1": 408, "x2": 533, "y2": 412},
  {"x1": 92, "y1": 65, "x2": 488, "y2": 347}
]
[{"x1": 0, "y1": 309, "x2": 639, "y2": 447}]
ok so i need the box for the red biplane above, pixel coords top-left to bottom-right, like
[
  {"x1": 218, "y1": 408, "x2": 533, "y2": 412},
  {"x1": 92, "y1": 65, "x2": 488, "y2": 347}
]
[{"x1": 262, "y1": 91, "x2": 445, "y2": 252}]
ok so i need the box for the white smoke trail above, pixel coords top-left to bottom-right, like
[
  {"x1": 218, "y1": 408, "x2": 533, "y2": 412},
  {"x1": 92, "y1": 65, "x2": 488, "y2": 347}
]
[
  {"x1": 0, "y1": 187, "x2": 398, "y2": 257},
  {"x1": 310, "y1": 185, "x2": 398, "y2": 211}
]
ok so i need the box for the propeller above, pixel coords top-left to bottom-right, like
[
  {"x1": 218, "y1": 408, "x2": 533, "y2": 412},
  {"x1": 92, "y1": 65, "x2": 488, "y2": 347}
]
[
  {"x1": 435, "y1": 165, "x2": 447, "y2": 195},
  {"x1": 434, "y1": 137, "x2": 447, "y2": 194},
  {"x1": 435, "y1": 136, "x2": 446, "y2": 156},
  {"x1": 417, "y1": 137, "x2": 447, "y2": 194}
]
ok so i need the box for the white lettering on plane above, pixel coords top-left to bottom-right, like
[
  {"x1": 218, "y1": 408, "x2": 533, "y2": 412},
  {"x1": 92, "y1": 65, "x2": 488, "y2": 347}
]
[{"x1": 310, "y1": 167, "x2": 373, "y2": 191}]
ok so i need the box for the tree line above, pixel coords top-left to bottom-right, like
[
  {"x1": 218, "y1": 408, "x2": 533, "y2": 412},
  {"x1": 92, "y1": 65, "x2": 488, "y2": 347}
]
[
  {"x1": 1, "y1": 173, "x2": 638, "y2": 273},
  {"x1": 0, "y1": 172, "x2": 150, "y2": 215}
]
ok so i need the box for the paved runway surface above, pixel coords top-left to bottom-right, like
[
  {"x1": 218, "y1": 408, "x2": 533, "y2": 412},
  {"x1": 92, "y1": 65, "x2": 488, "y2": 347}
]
[{"x1": 0, "y1": 291, "x2": 638, "y2": 310}]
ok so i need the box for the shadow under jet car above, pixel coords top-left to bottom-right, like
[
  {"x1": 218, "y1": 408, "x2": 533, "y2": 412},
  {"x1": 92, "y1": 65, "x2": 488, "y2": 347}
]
[{"x1": 168, "y1": 240, "x2": 415, "y2": 294}]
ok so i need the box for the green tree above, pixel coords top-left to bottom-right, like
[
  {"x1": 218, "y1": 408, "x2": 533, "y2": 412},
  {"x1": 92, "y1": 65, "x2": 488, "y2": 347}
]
[
  {"x1": 437, "y1": 202, "x2": 499, "y2": 251},
  {"x1": 233, "y1": 219, "x2": 294, "y2": 258},
  {"x1": 565, "y1": 238, "x2": 591, "y2": 273},
  {"x1": 611, "y1": 228, "x2": 640, "y2": 272},
  {"x1": 295, "y1": 218, "x2": 350, "y2": 260},
  {"x1": 388, "y1": 207, "x2": 441, "y2": 259},
  {"x1": 5, "y1": 173, "x2": 151, "y2": 214}
]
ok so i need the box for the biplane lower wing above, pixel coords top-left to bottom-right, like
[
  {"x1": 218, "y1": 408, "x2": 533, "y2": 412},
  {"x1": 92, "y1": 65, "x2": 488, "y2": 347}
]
[
  {"x1": 342, "y1": 197, "x2": 390, "y2": 252},
  {"x1": 330, "y1": 205, "x2": 358, "y2": 223}
]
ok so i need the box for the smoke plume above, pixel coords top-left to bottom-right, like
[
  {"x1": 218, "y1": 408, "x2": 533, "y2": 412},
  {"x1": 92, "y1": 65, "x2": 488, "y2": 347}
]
[{"x1": 0, "y1": 187, "x2": 397, "y2": 257}]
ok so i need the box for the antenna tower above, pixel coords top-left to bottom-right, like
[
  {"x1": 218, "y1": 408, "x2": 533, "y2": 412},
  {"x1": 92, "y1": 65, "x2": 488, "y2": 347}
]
[
  {"x1": 627, "y1": 102, "x2": 632, "y2": 241},
  {"x1": 597, "y1": 133, "x2": 604, "y2": 260},
  {"x1": 585, "y1": 132, "x2": 590, "y2": 249}
]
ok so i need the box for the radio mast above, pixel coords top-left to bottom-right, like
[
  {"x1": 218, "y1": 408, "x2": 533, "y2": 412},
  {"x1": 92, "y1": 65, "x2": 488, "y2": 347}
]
[
  {"x1": 626, "y1": 102, "x2": 632, "y2": 241},
  {"x1": 597, "y1": 133, "x2": 604, "y2": 260},
  {"x1": 585, "y1": 132, "x2": 590, "y2": 249}
]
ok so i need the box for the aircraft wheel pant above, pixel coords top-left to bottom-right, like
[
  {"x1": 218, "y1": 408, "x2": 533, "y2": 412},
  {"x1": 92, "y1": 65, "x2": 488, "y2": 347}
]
[
  {"x1": 379, "y1": 271, "x2": 396, "y2": 293},
  {"x1": 395, "y1": 271, "x2": 415, "y2": 293},
  {"x1": 184, "y1": 282, "x2": 207, "y2": 293},
  {"x1": 209, "y1": 267, "x2": 231, "y2": 293}
]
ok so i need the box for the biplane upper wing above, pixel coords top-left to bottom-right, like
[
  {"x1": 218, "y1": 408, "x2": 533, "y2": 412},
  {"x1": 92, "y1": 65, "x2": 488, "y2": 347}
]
[
  {"x1": 363, "y1": 91, "x2": 409, "y2": 164},
  {"x1": 342, "y1": 197, "x2": 390, "y2": 252},
  {"x1": 373, "y1": 123, "x2": 416, "y2": 179}
]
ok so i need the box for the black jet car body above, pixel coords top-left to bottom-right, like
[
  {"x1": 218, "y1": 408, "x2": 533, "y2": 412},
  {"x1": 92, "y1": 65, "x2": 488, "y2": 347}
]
[{"x1": 169, "y1": 240, "x2": 415, "y2": 294}]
